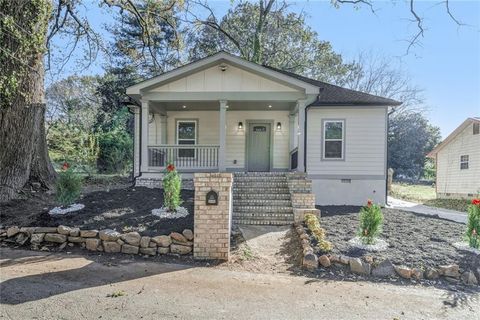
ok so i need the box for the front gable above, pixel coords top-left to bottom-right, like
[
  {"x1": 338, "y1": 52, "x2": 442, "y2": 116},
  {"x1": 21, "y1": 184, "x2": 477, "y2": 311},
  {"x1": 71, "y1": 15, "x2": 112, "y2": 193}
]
[
  {"x1": 126, "y1": 52, "x2": 319, "y2": 97},
  {"x1": 150, "y1": 64, "x2": 299, "y2": 93}
]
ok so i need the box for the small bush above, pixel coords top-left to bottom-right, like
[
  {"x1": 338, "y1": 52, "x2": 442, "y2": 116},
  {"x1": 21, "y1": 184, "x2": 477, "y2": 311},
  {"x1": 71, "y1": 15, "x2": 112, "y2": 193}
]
[
  {"x1": 97, "y1": 128, "x2": 133, "y2": 174},
  {"x1": 163, "y1": 164, "x2": 182, "y2": 211},
  {"x1": 466, "y1": 199, "x2": 480, "y2": 249},
  {"x1": 55, "y1": 164, "x2": 83, "y2": 206},
  {"x1": 358, "y1": 200, "x2": 384, "y2": 245},
  {"x1": 304, "y1": 213, "x2": 332, "y2": 253}
]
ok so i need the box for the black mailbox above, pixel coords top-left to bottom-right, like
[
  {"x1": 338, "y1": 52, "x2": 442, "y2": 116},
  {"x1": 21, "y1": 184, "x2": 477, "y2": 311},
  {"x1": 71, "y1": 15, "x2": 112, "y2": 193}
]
[{"x1": 206, "y1": 190, "x2": 219, "y2": 205}]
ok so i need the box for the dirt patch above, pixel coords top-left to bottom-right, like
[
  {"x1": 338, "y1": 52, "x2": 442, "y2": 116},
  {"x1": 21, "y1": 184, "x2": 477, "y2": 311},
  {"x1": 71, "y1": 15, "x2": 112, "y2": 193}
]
[
  {"x1": 0, "y1": 187, "x2": 194, "y2": 236},
  {"x1": 318, "y1": 206, "x2": 479, "y2": 272},
  {"x1": 223, "y1": 225, "x2": 303, "y2": 275}
]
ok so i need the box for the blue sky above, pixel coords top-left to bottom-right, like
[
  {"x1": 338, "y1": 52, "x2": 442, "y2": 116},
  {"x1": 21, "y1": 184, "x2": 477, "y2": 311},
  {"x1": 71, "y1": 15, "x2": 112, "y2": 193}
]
[{"x1": 50, "y1": 0, "x2": 480, "y2": 138}]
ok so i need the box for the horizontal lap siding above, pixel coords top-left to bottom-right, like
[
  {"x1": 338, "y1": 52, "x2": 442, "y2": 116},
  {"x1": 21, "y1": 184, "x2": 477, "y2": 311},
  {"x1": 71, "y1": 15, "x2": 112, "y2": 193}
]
[
  {"x1": 165, "y1": 111, "x2": 219, "y2": 145},
  {"x1": 226, "y1": 111, "x2": 290, "y2": 169},
  {"x1": 437, "y1": 123, "x2": 480, "y2": 195},
  {"x1": 306, "y1": 108, "x2": 387, "y2": 176}
]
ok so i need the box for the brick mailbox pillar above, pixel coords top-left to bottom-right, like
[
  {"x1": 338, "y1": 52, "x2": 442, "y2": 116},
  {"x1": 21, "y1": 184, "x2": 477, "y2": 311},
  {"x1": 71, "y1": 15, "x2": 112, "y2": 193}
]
[{"x1": 193, "y1": 173, "x2": 233, "y2": 260}]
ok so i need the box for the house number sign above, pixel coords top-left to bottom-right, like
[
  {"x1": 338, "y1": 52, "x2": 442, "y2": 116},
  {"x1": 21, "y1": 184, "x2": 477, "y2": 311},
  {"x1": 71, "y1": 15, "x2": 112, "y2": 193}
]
[{"x1": 206, "y1": 190, "x2": 219, "y2": 205}]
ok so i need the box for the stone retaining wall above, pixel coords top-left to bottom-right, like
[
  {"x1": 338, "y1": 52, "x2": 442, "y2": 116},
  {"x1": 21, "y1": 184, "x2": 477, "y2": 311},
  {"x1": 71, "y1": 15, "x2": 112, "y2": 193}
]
[
  {"x1": 193, "y1": 173, "x2": 232, "y2": 260},
  {"x1": 294, "y1": 223, "x2": 479, "y2": 286},
  {"x1": 0, "y1": 226, "x2": 194, "y2": 257}
]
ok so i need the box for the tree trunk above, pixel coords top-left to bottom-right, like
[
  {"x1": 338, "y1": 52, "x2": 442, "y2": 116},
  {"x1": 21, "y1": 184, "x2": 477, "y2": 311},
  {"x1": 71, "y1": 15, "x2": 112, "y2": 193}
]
[{"x1": 0, "y1": 1, "x2": 56, "y2": 202}]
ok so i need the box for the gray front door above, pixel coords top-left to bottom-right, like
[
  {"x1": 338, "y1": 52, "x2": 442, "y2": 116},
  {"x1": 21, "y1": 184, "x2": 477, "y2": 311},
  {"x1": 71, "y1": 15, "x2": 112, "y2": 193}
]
[{"x1": 247, "y1": 123, "x2": 271, "y2": 172}]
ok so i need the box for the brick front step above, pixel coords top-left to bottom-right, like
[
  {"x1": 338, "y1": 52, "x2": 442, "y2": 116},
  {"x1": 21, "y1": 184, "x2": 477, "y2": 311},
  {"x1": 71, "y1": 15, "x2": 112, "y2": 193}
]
[
  {"x1": 233, "y1": 199, "x2": 292, "y2": 206},
  {"x1": 233, "y1": 187, "x2": 290, "y2": 193},
  {"x1": 233, "y1": 205, "x2": 293, "y2": 213},
  {"x1": 233, "y1": 182, "x2": 288, "y2": 188},
  {"x1": 234, "y1": 193, "x2": 291, "y2": 200},
  {"x1": 233, "y1": 212, "x2": 293, "y2": 219},
  {"x1": 232, "y1": 219, "x2": 292, "y2": 226}
]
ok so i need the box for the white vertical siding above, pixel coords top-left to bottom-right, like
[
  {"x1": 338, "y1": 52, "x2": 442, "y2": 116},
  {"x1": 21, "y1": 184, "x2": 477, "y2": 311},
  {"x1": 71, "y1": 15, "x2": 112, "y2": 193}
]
[
  {"x1": 436, "y1": 122, "x2": 480, "y2": 196},
  {"x1": 306, "y1": 107, "x2": 387, "y2": 175}
]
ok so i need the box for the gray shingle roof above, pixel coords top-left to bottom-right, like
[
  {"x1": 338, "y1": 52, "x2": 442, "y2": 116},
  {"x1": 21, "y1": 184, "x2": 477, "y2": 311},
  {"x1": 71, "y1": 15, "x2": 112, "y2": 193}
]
[{"x1": 264, "y1": 66, "x2": 402, "y2": 106}]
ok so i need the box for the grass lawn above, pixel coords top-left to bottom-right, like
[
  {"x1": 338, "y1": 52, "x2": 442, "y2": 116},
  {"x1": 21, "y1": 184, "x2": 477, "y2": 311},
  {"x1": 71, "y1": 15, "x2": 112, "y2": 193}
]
[{"x1": 390, "y1": 183, "x2": 471, "y2": 213}]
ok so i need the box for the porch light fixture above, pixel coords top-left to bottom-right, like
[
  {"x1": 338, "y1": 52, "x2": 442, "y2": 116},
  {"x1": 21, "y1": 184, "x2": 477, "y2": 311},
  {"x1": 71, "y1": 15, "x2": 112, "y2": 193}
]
[
  {"x1": 238, "y1": 122, "x2": 243, "y2": 130},
  {"x1": 268, "y1": 105, "x2": 272, "y2": 108},
  {"x1": 276, "y1": 122, "x2": 282, "y2": 130},
  {"x1": 182, "y1": 105, "x2": 187, "y2": 109},
  {"x1": 219, "y1": 63, "x2": 228, "y2": 72}
]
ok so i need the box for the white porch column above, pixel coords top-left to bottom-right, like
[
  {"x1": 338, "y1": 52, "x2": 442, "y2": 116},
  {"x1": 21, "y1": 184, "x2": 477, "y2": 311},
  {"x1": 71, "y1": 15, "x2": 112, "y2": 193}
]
[
  {"x1": 289, "y1": 113, "x2": 296, "y2": 151},
  {"x1": 159, "y1": 114, "x2": 167, "y2": 144},
  {"x1": 297, "y1": 100, "x2": 306, "y2": 172},
  {"x1": 219, "y1": 100, "x2": 228, "y2": 172},
  {"x1": 141, "y1": 100, "x2": 149, "y2": 173}
]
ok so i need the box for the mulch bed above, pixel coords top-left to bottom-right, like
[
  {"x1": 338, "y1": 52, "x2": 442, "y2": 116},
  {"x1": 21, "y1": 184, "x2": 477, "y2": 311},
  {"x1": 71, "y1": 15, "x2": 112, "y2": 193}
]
[
  {"x1": 0, "y1": 187, "x2": 194, "y2": 237},
  {"x1": 318, "y1": 206, "x2": 479, "y2": 273}
]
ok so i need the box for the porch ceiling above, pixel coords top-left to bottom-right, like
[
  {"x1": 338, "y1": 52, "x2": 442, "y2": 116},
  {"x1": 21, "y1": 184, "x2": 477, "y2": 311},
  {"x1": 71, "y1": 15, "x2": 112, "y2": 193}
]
[{"x1": 150, "y1": 100, "x2": 295, "y2": 112}]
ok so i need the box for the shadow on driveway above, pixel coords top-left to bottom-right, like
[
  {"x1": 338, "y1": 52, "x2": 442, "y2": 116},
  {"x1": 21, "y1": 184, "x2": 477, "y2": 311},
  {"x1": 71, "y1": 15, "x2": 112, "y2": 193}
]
[{"x1": 0, "y1": 248, "x2": 192, "y2": 305}]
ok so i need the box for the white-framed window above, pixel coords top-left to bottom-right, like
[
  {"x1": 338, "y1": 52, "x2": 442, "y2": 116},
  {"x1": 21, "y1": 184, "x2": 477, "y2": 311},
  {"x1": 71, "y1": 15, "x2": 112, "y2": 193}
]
[
  {"x1": 323, "y1": 120, "x2": 344, "y2": 160},
  {"x1": 460, "y1": 155, "x2": 469, "y2": 170},
  {"x1": 176, "y1": 120, "x2": 197, "y2": 158}
]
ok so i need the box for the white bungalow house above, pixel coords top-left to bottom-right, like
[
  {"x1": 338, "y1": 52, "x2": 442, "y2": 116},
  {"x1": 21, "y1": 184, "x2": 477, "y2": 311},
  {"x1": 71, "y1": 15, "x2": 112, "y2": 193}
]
[
  {"x1": 126, "y1": 52, "x2": 401, "y2": 208},
  {"x1": 428, "y1": 117, "x2": 480, "y2": 199}
]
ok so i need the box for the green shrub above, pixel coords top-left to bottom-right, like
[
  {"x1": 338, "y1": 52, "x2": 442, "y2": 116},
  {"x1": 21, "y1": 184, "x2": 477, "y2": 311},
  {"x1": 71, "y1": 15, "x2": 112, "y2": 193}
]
[
  {"x1": 55, "y1": 165, "x2": 83, "y2": 206},
  {"x1": 97, "y1": 128, "x2": 133, "y2": 174},
  {"x1": 163, "y1": 164, "x2": 182, "y2": 211},
  {"x1": 304, "y1": 213, "x2": 332, "y2": 253},
  {"x1": 466, "y1": 199, "x2": 480, "y2": 249},
  {"x1": 358, "y1": 200, "x2": 384, "y2": 245}
]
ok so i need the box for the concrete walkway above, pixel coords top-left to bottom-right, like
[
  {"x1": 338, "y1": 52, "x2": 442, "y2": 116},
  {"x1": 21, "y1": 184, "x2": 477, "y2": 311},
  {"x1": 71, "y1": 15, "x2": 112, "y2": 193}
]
[
  {"x1": 1, "y1": 248, "x2": 478, "y2": 320},
  {"x1": 387, "y1": 196, "x2": 467, "y2": 224}
]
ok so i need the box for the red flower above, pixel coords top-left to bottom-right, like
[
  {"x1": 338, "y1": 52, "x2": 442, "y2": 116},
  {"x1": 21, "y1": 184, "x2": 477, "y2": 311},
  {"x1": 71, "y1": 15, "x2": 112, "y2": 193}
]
[
  {"x1": 166, "y1": 164, "x2": 175, "y2": 172},
  {"x1": 367, "y1": 199, "x2": 373, "y2": 207},
  {"x1": 471, "y1": 199, "x2": 480, "y2": 206},
  {"x1": 61, "y1": 162, "x2": 69, "y2": 171}
]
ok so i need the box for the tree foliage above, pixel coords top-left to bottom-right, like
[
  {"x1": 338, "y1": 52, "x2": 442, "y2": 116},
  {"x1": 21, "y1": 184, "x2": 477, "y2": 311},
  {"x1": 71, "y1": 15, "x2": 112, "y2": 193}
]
[
  {"x1": 388, "y1": 112, "x2": 441, "y2": 179},
  {"x1": 188, "y1": 1, "x2": 354, "y2": 84}
]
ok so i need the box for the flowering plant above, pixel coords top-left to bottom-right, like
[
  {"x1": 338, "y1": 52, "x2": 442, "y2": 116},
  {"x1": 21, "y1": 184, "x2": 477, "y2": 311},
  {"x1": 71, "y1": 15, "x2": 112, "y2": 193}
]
[
  {"x1": 466, "y1": 198, "x2": 480, "y2": 249},
  {"x1": 163, "y1": 163, "x2": 182, "y2": 211},
  {"x1": 358, "y1": 199, "x2": 384, "y2": 245},
  {"x1": 62, "y1": 162, "x2": 70, "y2": 171}
]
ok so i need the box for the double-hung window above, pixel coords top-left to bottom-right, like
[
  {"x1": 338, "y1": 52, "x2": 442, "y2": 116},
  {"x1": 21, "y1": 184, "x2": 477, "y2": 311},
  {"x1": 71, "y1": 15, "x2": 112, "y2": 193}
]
[
  {"x1": 460, "y1": 155, "x2": 469, "y2": 170},
  {"x1": 177, "y1": 120, "x2": 197, "y2": 158},
  {"x1": 323, "y1": 120, "x2": 344, "y2": 160}
]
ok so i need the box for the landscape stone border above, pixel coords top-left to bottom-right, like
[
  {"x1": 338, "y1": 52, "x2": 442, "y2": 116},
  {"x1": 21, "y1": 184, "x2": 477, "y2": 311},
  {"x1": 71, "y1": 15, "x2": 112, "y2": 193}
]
[
  {"x1": 294, "y1": 222, "x2": 479, "y2": 287},
  {"x1": 0, "y1": 225, "x2": 195, "y2": 257}
]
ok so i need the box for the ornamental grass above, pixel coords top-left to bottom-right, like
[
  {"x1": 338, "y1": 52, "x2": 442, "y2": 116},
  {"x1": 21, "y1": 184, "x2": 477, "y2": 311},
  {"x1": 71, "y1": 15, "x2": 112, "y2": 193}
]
[
  {"x1": 358, "y1": 199, "x2": 384, "y2": 245},
  {"x1": 304, "y1": 213, "x2": 332, "y2": 253}
]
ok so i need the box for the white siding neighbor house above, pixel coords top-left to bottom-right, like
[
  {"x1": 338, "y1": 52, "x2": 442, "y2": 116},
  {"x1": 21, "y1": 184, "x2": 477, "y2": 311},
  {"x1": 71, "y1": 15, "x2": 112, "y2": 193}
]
[
  {"x1": 126, "y1": 52, "x2": 401, "y2": 206},
  {"x1": 428, "y1": 118, "x2": 480, "y2": 199}
]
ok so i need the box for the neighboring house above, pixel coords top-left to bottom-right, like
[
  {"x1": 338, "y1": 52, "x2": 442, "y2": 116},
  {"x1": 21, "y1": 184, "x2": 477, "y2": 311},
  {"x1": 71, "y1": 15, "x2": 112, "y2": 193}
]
[
  {"x1": 428, "y1": 117, "x2": 480, "y2": 199},
  {"x1": 126, "y1": 52, "x2": 401, "y2": 206}
]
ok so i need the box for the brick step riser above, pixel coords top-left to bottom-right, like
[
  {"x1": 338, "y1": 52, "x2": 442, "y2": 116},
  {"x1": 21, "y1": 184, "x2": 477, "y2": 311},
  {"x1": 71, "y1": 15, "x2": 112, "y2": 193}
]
[
  {"x1": 233, "y1": 214, "x2": 293, "y2": 219},
  {"x1": 233, "y1": 200, "x2": 292, "y2": 206},
  {"x1": 233, "y1": 172, "x2": 287, "y2": 176},
  {"x1": 233, "y1": 208, "x2": 293, "y2": 214},
  {"x1": 233, "y1": 195, "x2": 291, "y2": 200},
  {"x1": 233, "y1": 184, "x2": 288, "y2": 189},
  {"x1": 233, "y1": 188, "x2": 290, "y2": 193},
  {"x1": 233, "y1": 220, "x2": 292, "y2": 226}
]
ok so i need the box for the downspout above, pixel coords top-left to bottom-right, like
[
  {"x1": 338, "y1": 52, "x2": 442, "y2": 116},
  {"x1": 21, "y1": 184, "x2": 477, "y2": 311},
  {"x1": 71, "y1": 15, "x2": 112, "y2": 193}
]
[
  {"x1": 385, "y1": 110, "x2": 390, "y2": 206},
  {"x1": 124, "y1": 97, "x2": 142, "y2": 185},
  {"x1": 303, "y1": 90, "x2": 323, "y2": 172}
]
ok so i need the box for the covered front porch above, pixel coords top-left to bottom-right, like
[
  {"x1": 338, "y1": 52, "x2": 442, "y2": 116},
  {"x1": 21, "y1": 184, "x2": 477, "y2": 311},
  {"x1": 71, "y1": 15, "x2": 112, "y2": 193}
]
[
  {"x1": 126, "y1": 52, "x2": 320, "y2": 177},
  {"x1": 135, "y1": 99, "x2": 304, "y2": 175}
]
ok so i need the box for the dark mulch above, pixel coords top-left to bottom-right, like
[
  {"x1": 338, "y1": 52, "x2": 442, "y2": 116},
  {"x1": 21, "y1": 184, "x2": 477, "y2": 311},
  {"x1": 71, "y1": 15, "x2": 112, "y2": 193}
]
[
  {"x1": 0, "y1": 187, "x2": 194, "y2": 237},
  {"x1": 317, "y1": 206, "x2": 480, "y2": 273}
]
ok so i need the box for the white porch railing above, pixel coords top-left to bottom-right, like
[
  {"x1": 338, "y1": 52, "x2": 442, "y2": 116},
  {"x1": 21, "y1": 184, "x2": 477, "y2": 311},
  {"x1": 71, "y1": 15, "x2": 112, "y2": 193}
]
[{"x1": 148, "y1": 145, "x2": 219, "y2": 170}]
